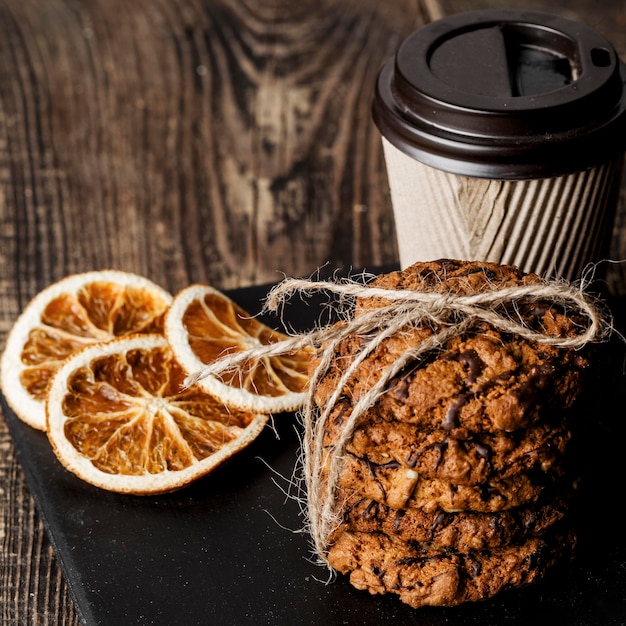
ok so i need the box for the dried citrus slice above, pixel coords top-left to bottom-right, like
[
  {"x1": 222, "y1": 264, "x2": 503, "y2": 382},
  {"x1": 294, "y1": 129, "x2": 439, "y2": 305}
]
[
  {"x1": 164, "y1": 284, "x2": 312, "y2": 413},
  {"x1": 46, "y1": 334, "x2": 268, "y2": 494},
  {"x1": 1, "y1": 270, "x2": 172, "y2": 430}
]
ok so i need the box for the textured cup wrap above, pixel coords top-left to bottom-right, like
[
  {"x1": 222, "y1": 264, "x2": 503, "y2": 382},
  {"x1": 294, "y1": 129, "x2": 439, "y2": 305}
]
[{"x1": 383, "y1": 138, "x2": 624, "y2": 281}]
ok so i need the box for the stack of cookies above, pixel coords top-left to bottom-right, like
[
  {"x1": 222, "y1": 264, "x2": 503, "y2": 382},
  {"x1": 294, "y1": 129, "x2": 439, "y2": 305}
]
[{"x1": 313, "y1": 260, "x2": 592, "y2": 609}]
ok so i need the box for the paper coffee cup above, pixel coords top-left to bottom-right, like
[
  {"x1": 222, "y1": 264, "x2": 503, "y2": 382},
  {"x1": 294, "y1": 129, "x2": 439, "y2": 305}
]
[{"x1": 373, "y1": 10, "x2": 626, "y2": 281}]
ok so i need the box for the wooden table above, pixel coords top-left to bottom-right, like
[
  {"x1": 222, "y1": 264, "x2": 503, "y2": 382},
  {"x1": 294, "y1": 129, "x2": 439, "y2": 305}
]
[{"x1": 1, "y1": 1, "x2": 625, "y2": 623}]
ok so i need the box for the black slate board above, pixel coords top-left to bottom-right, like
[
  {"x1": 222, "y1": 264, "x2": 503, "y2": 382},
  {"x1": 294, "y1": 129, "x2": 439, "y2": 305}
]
[{"x1": 4, "y1": 279, "x2": 626, "y2": 626}]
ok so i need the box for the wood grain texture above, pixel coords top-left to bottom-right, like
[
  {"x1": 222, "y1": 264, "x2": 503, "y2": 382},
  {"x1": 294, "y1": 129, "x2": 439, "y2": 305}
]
[
  {"x1": 1, "y1": 0, "x2": 625, "y2": 623},
  {"x1": 0, "y1": 0, "x2": 431, "y2": 295}
]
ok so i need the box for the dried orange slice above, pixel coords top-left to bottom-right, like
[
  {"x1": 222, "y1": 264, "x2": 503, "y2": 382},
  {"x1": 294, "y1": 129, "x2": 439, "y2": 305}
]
[
  {"x1": 164, "y1": 284, "x2": 312, "y2": 413},
  {"x1": 1, "y1": 270, "x2": 172, "y2": 430},
  {"x1": 46, "y1": 334, "x2": 268, "y2": 494}
]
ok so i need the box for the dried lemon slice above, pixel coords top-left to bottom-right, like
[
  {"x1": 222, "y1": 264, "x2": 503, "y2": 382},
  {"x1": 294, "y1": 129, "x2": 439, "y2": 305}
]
[
  {"x1": 46, "y1": 334, "x2": 268, "y2": 494},
  {"x1": 164, "y1": 284, "x2": 312, "y2": 413},
  {"x1": 1, "y1": 270, "x2": 172, "y2": 430}
]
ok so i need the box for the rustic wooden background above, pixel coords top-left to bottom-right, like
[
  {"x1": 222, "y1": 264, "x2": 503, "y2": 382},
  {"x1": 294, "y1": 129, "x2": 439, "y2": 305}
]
[{"x1": 1, "y1": 0, "x2": 625, "y2": 623}]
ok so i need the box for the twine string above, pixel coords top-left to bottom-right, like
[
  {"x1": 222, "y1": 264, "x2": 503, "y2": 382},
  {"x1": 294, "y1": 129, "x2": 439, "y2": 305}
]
[
  {"x1": 306, "y1": 316, "x2": 476, "y2": 562},
  {"x1": 185, "y1": 275, "x2": 609, "y2": 566}
]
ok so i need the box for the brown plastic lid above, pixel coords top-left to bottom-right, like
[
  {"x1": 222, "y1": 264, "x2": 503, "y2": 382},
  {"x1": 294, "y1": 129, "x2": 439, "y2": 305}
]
[{"x1": 372, "y1": 10, "x2": 626, "y2": 179}]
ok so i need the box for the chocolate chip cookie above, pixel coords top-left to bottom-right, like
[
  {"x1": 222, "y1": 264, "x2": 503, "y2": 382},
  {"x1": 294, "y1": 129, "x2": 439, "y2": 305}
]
[
  {"x1": 312, "y1": 259, "x2": 590, "y2": 436},
  {"x1": 327, "y1": 527, "x2": 575, "y2": 609},
  {"x1": 325, "y1": 404, "x2": 572, "y2": 485},
  {"x1": 333, "y1": 491, "x2": 572, "y2": 552},
  {"x1": 336, "y1": 451, "x2": 564, "y2": 513}
]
